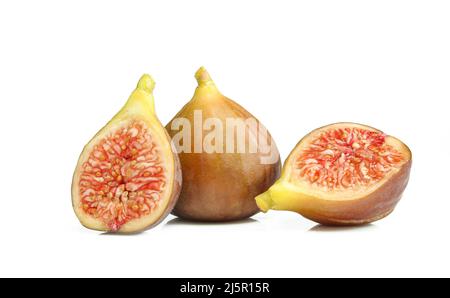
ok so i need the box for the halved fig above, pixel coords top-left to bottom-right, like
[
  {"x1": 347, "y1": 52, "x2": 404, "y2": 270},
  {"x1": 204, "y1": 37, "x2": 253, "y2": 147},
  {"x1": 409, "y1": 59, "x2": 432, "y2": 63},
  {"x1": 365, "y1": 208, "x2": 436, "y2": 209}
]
[
  {"x1": 72, "y1": 75, "x2": 181, "y2": 233},
  {"x1": 255, "y1": 123, "x2": 412, "y2": 225}
]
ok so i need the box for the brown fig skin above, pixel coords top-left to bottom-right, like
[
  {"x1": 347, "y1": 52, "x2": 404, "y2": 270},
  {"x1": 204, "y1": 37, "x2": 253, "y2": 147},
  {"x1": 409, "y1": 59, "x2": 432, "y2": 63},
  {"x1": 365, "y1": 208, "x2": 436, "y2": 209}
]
[
  {"x1": 166, "y1": 67, "x2": 281, "y2": 221},
  {"x1": 256, "y1": 122, "x2": 412, "y2": 226}
]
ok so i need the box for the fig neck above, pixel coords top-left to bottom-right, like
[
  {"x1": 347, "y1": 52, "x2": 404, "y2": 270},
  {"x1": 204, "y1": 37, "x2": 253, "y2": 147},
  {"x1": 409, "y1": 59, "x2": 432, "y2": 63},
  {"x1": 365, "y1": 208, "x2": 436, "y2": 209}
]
[
  {"x1": 193, "y1": 66, "x2": 221, "y2": 99},
  {"x1": 127, "y1": 74, "x2": 156, "y2": 114}
]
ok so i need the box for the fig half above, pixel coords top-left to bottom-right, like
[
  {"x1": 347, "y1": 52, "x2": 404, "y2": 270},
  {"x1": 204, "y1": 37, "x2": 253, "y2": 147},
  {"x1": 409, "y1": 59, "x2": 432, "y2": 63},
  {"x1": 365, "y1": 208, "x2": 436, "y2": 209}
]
[
  {"x1": 255, "y1": 123, "x2": 412, "y2": 225},
  {"x1": 72, "y1": 75, "x2": 181, "y2": 233},
  {"x1": 166, "y1": 67, "x2": 281, "y2": 221}
]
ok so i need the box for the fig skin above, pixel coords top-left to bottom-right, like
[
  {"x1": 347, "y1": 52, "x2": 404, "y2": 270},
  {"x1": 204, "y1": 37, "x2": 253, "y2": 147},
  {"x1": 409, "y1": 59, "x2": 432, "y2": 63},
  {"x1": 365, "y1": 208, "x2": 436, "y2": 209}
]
[
  {"x1": 255, "y1": 122, "x2": 412, "y2": 226},
  {"x1": 166, "y1": 67, "x2": 281, "y2": 221},
  {"x1": 72, "y1": 75, "x2": 182, "y2": 233}
]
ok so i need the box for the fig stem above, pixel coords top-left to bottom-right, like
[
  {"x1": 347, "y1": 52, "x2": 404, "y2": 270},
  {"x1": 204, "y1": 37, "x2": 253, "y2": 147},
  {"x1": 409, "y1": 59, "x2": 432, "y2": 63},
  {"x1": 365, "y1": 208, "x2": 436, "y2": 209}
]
[
  {"x1": 137, "y1": 74, "x2": 155, "y2": 94},
  {"x1": 195, "y1": 66, "x2": 215, "y2": 86},
  {"x1": 255, "y1": 192, "x2": 272, "y2": 212},
  {"x1": 126, "y1": 74, "x2": 155, "y2": 115}
]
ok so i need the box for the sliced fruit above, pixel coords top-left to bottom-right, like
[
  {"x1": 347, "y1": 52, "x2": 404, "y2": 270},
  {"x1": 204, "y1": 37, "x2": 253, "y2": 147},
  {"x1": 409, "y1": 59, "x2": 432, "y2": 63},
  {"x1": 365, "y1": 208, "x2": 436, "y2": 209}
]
[
  {"x1": 166, "y1": 67, "x2": 281, "y2": 221},
  {"x1": 255, "y1": 123, "x2": 412, "y2": 225},
  {"x1": 72, "y1": 75, "x2": 181, "y2": 233}
]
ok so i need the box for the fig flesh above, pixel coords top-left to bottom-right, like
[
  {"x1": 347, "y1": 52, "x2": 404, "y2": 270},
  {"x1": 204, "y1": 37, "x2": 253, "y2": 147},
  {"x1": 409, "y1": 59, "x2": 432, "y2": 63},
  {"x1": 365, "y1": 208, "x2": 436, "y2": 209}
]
[
  {"x1": 166, "y1": 67, "x2": 281, "y2": 221},
  {"x1": 255, "y1": 123, "x2": 412, "y2": 225},
  {"x1": 72, "y1": 75, "x2": 181, "y2": 233}
]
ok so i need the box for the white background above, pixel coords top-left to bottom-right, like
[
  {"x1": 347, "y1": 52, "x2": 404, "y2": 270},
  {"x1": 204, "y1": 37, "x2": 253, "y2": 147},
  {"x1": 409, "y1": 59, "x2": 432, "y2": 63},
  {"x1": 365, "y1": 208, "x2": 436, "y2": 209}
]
[{"x1": 0, "y1": 0, "x2": 449, "y2": 277}]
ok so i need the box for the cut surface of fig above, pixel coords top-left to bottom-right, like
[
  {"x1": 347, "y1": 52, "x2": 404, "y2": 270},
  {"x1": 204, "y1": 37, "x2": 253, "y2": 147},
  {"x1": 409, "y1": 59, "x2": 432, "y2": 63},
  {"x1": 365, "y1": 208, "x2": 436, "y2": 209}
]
[
  {"x1": 256, "y1": 123, "x2": 412, "y2": 225},
  {"x1": 79, "y1": 121, "x2": 167, "y2": 231},
  {"x1": 72, "y1": 75, "x2": 181, "y2": 233},
  {"x1": 294, "y1": 125, "x2": 404, "y2": 192}
]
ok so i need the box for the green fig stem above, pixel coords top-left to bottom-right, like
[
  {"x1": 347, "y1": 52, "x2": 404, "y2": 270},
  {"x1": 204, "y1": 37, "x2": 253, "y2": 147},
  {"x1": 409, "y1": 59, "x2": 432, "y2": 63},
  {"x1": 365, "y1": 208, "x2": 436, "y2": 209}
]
[
  {"x1": 137, "y1": 74, "x2": 155, "y2": 94},
  {"x1": 124, "y1": 74, "x2": 156, "y2": 115},
  {"x1": 195, "y1": 66, "x2": 216, "y2": 87},
  {"x1": 193, "y1": 67, "x2": 220, "y2": 100},
  {"x1": 255, "y1": 191, "x2": 272, "y2": 212}
]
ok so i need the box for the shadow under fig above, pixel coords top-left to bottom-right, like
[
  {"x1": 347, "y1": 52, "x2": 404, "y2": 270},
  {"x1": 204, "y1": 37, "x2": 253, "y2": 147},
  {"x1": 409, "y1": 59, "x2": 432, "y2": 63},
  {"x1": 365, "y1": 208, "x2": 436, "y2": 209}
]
[
  {"x1": 308, "y1": 223, "x2": 377, "y2": 232},
  {"x1": 100, "y1": 230, "x2": 145, "y2": 236},
  {"x1": 165, "y1": 217, "x2": 259, "y2": 227}
]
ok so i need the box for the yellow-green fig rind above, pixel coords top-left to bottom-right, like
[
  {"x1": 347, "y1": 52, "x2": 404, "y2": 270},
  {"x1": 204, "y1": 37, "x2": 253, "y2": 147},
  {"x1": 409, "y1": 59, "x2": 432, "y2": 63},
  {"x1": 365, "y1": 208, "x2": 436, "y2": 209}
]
[
  {"x1": 71, "y1": 75, "x2": 182, "y2": 233},
  {"x1": 256, "y1": 122, "x2": 412, "y2": 226}
]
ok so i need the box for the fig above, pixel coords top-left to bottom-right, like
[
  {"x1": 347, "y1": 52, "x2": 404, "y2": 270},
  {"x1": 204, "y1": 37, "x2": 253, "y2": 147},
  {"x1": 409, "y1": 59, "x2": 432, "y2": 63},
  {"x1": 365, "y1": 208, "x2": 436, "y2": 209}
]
[
  {"x1": 166, "y1": 67, "x2": 281, "y2": 221},
  {"x1": 255, "y1": 123, "x2": 412, "y2": 225},
  {"x1": 72, "y1": 75, "x2": 181, "y2": 233}
]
